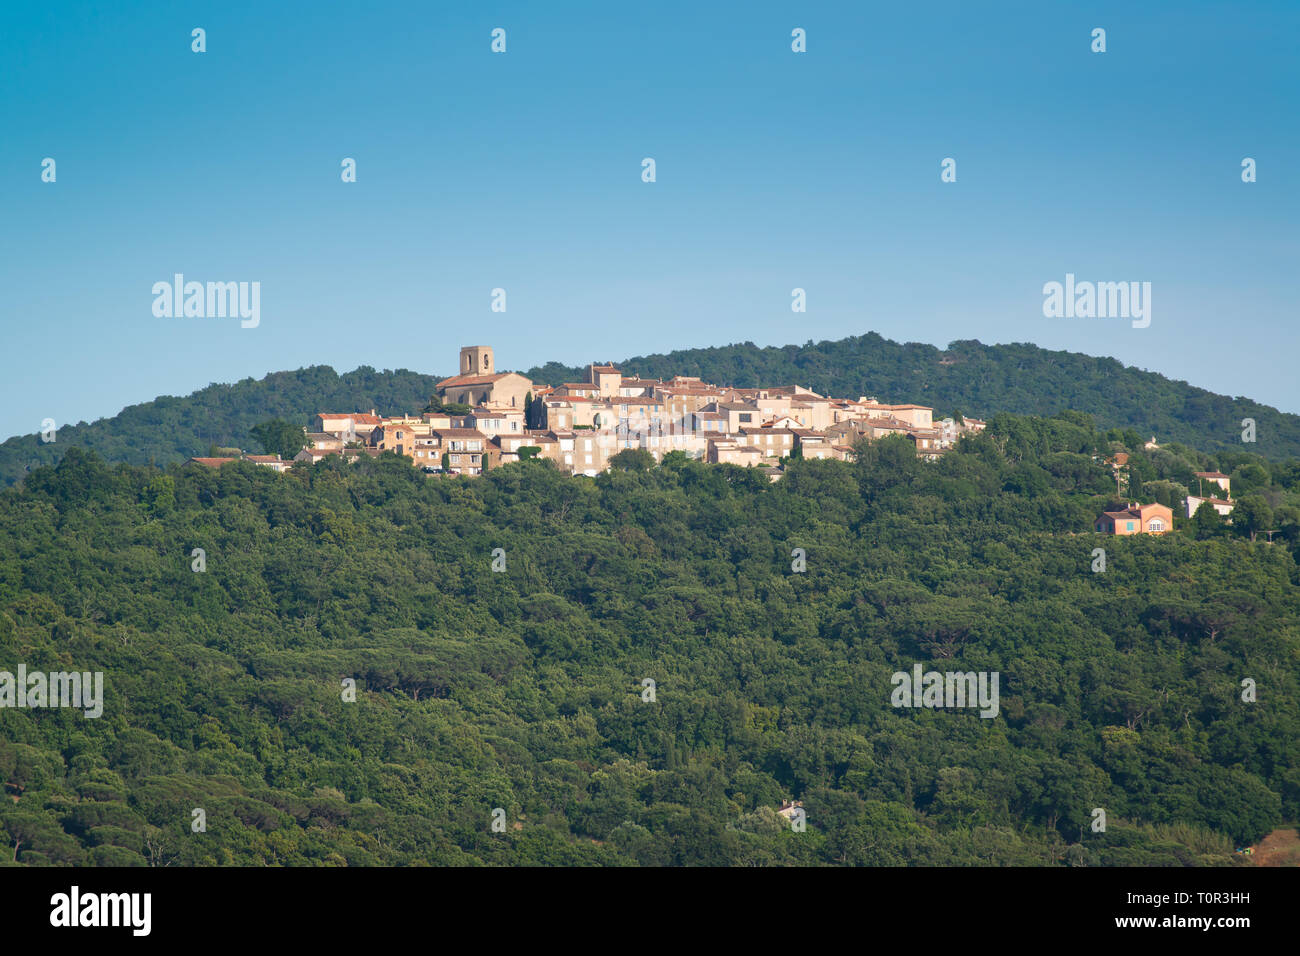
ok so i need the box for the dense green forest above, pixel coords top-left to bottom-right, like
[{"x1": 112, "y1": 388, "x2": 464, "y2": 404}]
[
  {"x1": 6, "y1": 333, "x2": 1300, "y2": 486},
  {"x1": 3, "y1": 413, "x2": 1298, "y2": 866}
]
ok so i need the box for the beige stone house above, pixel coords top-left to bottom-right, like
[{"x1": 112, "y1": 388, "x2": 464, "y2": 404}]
[
  {"x1": 427, "y1": 428, "x2": 490, "y2": 475},
  {"x1": 588, "y1": 364, "x2": 622, "y2": 397},
  {"x1": 1194, "y1": 472, "x2": 1232, "y2": 497},
  {"x1": 707, "y1": 437, "x2": 765, "y2": 466},
  {"x1": 315, "y1": 412, "x2": 383, "y2": 442},
  {"x1": 740, "y1": 426, "x2": 796, "y2": 458},
  {"x1": 374, "y1": 419, "x2": 431, "y2": 457},
  {"x1": 552, "y1": 382, "x2": 601, "y2": 399},
  {"x1": 1186, "y1": 496, "x2": 1234, "y2": 519},
  {"x1": 545, "y1": 396, "x2": 615, "y2": 430},
  {"x1": 881, "y1": 404, "x2": 934, "y2": 429},
  {"x1": 713, "y1": 401, "x2": 762, "y2": 432},
  {"x1": 305, "y1": 432, "x2": 344, "y2": 452},
  {"x1": 618, "y1": 377, "x2": 660, "y2": 397},
  {"x1": 420, "y1": 411, "x2": 455, "y2": 430},
  {"x1": 792, "y1": 430, "x2": 834, "y2": 459},
  {"x1": 460, "y1": 406, "x2": 526, "y2": 438},
  {"x1": 658, "y1": 385, "x2": 727, "y2": 424}
]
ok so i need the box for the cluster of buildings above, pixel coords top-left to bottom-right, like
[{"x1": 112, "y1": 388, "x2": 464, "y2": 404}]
[
  {"x1": 290, "y1": 345, "x2": 985, "y2": 478},
  {"x1": 1092, "y1": 469, "x2": 1236, "y2": 536},
  {"x1": 184, "y1": 345, "x2": 1233, "y2": 541}
]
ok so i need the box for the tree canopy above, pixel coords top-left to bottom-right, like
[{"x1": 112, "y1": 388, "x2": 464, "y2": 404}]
[{"x1": 2, "y1": 412, "x2": 1297, "y2": 866}]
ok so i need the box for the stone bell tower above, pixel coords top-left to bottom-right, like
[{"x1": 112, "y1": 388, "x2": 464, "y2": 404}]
[{"x1": 459, "y1": 345, "x2": 494, "y2": 376}]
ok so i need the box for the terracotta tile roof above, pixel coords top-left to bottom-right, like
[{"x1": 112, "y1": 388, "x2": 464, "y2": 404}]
[
  {"x1": 321, "y1": 413, "x2": 381, "y2": 425},
  {"x1": 437, "y1": 373, "x2": 512, "y2": 387},
  {"x1": 189, "y1": 457, "x2": 238, "y2": 468}
]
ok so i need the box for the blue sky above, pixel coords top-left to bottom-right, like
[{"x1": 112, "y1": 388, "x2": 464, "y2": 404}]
[{"x1": 3, "y1": 0, "x2": 1297, "y2": 440}]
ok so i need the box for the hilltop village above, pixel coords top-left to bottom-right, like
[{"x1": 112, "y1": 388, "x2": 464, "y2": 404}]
[
  {"x1": 187, "y1": 344, "x2": 1251, "y2": 538},
  {"x1": 279, "y1": 345, "x2": 987, "y2": 478}
]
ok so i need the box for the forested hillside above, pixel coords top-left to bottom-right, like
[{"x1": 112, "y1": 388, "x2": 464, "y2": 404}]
[
  {"x1": 3, "y1": 414, "x2": 1298, "y2": 866},
  {"x1": 6, "y1": 333, "x2": 1300, "y2": 487},
  {"x1": 532, "y1": 334, "x2": 1300, "y2": 459},
  {"x1": 0, "y1": 367, "x2": 440, "y2": 487}
]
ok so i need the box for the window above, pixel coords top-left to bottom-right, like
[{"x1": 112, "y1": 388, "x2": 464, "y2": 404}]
[
  {"x1": 739, "y1": 413, "x2": 752, "y2": 423},
  {"x1": 1126, "y1": 521, "x2": 1135, "y2": 531},
  {"x1": 450, "y1": 454, "x2": 461, "y2": 464},
  {"x1": 1148, "y1": 519, "x2": 1164, "y2": 532}
]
